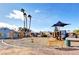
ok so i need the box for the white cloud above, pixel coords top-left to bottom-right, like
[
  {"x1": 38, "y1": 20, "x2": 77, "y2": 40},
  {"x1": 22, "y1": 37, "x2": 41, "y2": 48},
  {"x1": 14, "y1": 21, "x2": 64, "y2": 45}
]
[
  {"x1": 34, "y1": 9, "x2": 40, "y2": 13},
  {"x1": 6, "y1": 10, "x2": 24, "y2": 21},
  {"x1": 0, "y1": 22, "x2": 18, "y2": 31}
]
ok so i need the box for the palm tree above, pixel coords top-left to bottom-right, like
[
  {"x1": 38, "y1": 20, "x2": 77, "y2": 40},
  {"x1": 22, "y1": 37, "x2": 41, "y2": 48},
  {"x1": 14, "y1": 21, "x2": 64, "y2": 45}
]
[
  {"x1": 28, "y1": 15, "x2": 32, "y2": 32},
  {"x1": 21, "y1": 8, "x2": 27, "y2": 29},
  {"x1": 21, "y1": 8, "x2": 25, "y2": 13},
  {"x1": 21, "y1": 8, "x2": 28, "y2": 37},
  {"x1": 21, "y1": 8, "x2": 25, "y2": 29},
  {"x1": 24, "y1": 13, "x2": 27, "y2": 29}
]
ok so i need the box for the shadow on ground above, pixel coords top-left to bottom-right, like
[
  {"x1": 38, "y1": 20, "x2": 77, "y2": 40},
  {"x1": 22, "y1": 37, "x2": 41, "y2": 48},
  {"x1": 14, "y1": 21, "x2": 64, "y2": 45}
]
[{"x1": 55, "y1": 47, "x2": 79, "y2": 51}]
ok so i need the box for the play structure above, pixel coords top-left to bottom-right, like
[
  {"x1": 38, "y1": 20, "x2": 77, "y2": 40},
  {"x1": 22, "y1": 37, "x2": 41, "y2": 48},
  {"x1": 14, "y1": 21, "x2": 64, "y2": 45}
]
[{"x1": 52, "y1": 30, "x2": 67, "y2": 40}]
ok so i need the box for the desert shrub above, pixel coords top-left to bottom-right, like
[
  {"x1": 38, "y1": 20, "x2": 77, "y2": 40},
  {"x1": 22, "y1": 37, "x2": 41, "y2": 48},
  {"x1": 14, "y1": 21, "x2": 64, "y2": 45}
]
[{"x1": 41, "y1": 34, "x2": 47, "y2": 37}]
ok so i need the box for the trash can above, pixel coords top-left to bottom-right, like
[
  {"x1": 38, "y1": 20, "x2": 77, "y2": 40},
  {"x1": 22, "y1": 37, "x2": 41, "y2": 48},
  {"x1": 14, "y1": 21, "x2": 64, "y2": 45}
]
[{"x1": 64, "y1": 40, "x2": 71, "y2": 47}]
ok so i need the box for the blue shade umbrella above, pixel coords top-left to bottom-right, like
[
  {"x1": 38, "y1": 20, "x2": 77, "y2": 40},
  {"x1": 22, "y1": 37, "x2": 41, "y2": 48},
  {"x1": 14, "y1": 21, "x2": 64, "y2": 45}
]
[
  {"x1": 52, "y1": 21, "x2": 69, "y2": 27},
  {"x1": 52, "y1": 21, "x2": 69, "y2": 40}
]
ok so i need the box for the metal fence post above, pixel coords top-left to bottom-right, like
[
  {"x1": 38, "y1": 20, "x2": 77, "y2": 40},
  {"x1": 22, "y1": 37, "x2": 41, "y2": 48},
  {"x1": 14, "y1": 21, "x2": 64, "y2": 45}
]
[{"x1": 64, "y1": 40, "x2": 71, "y2": 47}]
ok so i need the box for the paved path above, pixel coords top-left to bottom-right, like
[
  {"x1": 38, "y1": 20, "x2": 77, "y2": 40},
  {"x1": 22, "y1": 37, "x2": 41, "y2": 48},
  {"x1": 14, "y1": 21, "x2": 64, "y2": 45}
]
[
  {"x1": 0, "y1": 39, "x2": 25, "y2": 49},
  {"x1": 0, "y1": 40, "x2": 12, "y2": 49}
]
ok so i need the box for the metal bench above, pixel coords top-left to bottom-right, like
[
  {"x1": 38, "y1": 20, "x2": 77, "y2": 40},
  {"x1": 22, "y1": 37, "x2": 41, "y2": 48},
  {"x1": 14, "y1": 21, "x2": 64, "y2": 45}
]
[{"x1": 65, "y1": 38, "x2": 79, "y2": 47}]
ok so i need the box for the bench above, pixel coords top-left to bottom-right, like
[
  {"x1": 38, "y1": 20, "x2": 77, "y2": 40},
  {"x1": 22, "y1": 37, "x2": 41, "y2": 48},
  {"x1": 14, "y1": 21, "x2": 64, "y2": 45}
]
[{"x1": 65, "y1": 38, "x2": 79, "y2": 47}]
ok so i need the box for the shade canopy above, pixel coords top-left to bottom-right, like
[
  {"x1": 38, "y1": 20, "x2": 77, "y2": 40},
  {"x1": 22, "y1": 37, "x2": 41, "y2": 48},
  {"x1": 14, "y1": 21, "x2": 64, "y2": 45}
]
[{"x1": 52, "y1": 21, "x2": 69, "y2": 27}]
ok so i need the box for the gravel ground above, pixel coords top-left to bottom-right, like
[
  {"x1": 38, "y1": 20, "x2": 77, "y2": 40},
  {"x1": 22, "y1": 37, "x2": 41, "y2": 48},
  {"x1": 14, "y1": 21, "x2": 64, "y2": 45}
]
[
  {"x1": 0, "y1": 47, "x2": 79, "y2": 55},
  {"x1": 3, "y1": 37, "x2": 49, "y2": 48},
  {"x1": 0, "y1": 37, "x2": 79, "y2": 55}
]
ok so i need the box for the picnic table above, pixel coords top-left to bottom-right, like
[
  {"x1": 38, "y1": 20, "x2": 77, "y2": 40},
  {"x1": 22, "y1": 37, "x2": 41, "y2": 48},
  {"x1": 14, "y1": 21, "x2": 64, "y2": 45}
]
[{"x1": 65, "y1": 38, "x2": 79, "y2": 47}]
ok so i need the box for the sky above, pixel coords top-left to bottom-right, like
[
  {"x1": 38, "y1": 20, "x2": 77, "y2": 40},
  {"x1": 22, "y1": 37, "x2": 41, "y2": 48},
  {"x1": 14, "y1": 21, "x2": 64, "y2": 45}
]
[{"x1": 0, "y1": 3, "x2": 79, "y2": 32}]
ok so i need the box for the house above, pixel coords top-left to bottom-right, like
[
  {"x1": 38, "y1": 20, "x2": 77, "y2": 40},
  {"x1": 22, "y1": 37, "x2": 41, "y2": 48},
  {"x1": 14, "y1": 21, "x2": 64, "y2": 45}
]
[{"x1": 0, "y1": 27, "x2": 19, "y2": 39}]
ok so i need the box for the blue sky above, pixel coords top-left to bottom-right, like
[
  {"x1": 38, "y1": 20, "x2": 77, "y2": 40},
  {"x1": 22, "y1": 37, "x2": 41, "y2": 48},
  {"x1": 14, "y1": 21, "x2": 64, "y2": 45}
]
[{"x1": 0, "y1": 3, "x2": 79, "y2": 32}]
